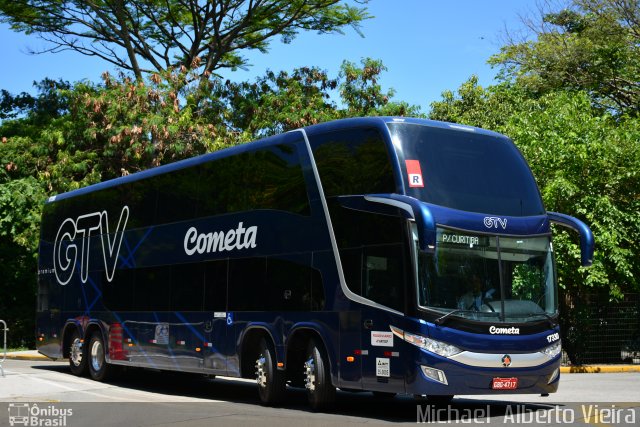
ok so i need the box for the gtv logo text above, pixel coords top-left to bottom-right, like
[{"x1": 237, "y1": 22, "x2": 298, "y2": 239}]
[{"x1": 53, "y1": 206, "x2": 129, "y2": 286}]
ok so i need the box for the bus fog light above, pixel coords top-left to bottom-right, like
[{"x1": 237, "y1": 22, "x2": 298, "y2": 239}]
[
  {"x1": 548, "y1": 368, "x2": 559, "y2": 384},
  {"x1": 421, "y1": 366, "x2": 448, "y2": 385}
]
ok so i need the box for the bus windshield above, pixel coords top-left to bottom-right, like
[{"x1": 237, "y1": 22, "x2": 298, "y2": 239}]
[
  {"x1": 388, "y1": 122, "x2": 545, "y2": 216},
  {"x1": 416, "y1": 227, "x2": 557, "y2": 323}
]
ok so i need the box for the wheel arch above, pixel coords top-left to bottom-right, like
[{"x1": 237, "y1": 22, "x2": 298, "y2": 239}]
[
  {"x1": 286, "y1": 324, "x2": 336, "y2": 386},
  {"x1": 238, "y1": 324, "x2": 279, "y2": 379}
]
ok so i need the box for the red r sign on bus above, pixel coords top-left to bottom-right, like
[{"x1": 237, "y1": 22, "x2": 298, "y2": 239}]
[{"x1": 405, "y1": 159, "x2": 424, "y2": 188}]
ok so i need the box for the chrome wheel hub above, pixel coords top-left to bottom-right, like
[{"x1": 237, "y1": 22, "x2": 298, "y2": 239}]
[
  {"x1": 255, "y1": 355, "x2": 267, "y2": 388},
  {"x1": 304, "y1": 357, "x2": 316, "y2": 392},
  {"x1": 90, "y1": 339, "x2": 104, "y2": 372},
  {"x1": 70, "y1": 338, "x2": 83, "y2": 367}
]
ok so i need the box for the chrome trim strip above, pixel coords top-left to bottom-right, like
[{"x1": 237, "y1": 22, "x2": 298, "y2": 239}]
[
  {"x1": 364, "y1": 195, "x2": 415, "y2": 218},
  {"x1": 295, "y1": 129, "x2": 403, "y2": 316},
  {"x1": 448, "y1": 351, "x2": 552, "y2": 368}
]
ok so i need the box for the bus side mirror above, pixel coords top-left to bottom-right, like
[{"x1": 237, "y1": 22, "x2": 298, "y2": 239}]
[
  {"x1": 547, "y1": 211, "x2": 594, "y2": 267},
  {"x1": 338, "y1": 194, "x2": 436, "y2": 253}
]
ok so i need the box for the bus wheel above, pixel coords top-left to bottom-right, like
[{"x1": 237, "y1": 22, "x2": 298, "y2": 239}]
[
  {"x1": 68, "y1": 330, "x2": 88, "y2": 376},
  {"x1": 372, "y1": 391, "x2": 396, "y2": 399},
  {"x1": 88, "y1": 331, "x2": 117, "y2": 381},
  {"x1": 428, "y1": 395, "x2": 454, "y2": 405},
  {"x1": 255, "y1": 337, "x2": 285, "y2": 405},
  {"x1": 304, "y1": 339, "x2": 335, "y2": 411}
]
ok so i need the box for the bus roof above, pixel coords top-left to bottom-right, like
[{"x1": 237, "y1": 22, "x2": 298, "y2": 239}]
[{"x1": 46, "y1": 117, "x2": 507, "y2": 204}]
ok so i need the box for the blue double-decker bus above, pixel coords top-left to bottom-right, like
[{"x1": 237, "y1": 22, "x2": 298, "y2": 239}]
[{"x1": 36, "y1": 117, "x2": 593, "y2": 410}]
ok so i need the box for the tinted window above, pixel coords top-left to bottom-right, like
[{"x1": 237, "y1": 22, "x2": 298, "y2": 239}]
[
  {"x1": 266, "y1": 256, "x2": 313, "y2": 311},
  {"x1": 227, "y1": 257, "x2": 267, "y2": 311},
  {"x1": 133, "y1": 266, "x2": 171, "y2": 311},
  {"x1": 117, "y1": 179, "x2": 157, "y2": 229},
  {"x1": 198, "y1": 142, "x2": 310, "y2": 217},
  {"x1": 155, "y1": 167, "x2": 200, "y2": 224},
  {"x1": 330, "y1": 203, "x2": 408, "y2": 312},
  {"x1": 204, "y1": 259, "x2": 228, "y2": 311},
  {"x1": 310, "y1": 128, "x2": 396, "y2": 197},
  {"x1": 171, "y1": 263, "x2": 205, "y2": 311},
  {"x1": 388, "y1": 123, "x2": 545, "y2": 216},
  {"x1": 103, "y1": 269, "x2": 135, "y2": 311}
]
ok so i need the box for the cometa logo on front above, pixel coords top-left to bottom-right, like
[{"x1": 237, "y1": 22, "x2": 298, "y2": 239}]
[
  {"x1": 489, "y1": 326, "x2": 520, "y2": 335},
  {"x1": 184, "y1": 222, "x2": 257, "y2": 256}
]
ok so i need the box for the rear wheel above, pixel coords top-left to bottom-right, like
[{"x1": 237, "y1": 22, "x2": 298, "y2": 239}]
[
  {"x1": 88, "y1": 331, "x2": 118, "y2": 381},
  {"x1": 68, "y1": 329, "x2": 88, "y2": 376},
  {"x1": 304, "y1": 338, "x2": 335, "y2": 411},
  {"x1": 255, "y1": 337, "x2": 285, "y2": 405}
]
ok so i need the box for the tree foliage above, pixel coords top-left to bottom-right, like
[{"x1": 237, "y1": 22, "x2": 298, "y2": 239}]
[
  {"x1": 490, "y1": 0, "x2": 640, "y2": 115},
  {"x1": 0, "y1": 59, "x2": 414, "y2": 346},
  {"x1": 0, "y1": 0, "x2": 370, "y2": 79}
]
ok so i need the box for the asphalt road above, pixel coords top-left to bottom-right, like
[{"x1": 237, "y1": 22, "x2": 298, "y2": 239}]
[{"x1": 1, "y1": 359, "x2": 639, "y2": 426}]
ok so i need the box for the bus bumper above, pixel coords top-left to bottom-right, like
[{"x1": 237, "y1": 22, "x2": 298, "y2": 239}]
[{"x1": 406, "y1": 351, "x2": 561, "y2": 396}]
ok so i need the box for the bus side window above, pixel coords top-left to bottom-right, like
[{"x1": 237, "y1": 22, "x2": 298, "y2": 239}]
[
  {"x1": 363, "y1": 250, "x2": 405, "y2": 312},
  {"x1": 266, "y1": 256, "x2": 312, "y2": 311},
  {"x1": 204, "y1": 259, "x2": 228, "y2": 312},
  {"x1": 171, "y1": 263, "x2": 205, "y2": 312},
  {"x1": 309, "y1": 127, "x2": 396, "y2": 198},
  {"x1": 227, "y1": 257, "x2": 267, "y2": 311}
]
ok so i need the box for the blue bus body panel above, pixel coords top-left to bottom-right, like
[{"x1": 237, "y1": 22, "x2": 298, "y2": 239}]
[{"x1": 36, "y1": 117, "x2": 580, "y2": 399}]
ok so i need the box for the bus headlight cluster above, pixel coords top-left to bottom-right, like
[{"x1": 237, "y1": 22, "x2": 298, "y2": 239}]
[
  {"x1": 541, "y1": 340, "x2": 562, "y2": 359},
  {"x1": 390, "y1": 326, "x2": 462, "y2": 357}
]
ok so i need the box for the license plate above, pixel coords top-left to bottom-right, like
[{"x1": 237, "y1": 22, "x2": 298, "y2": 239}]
[{"x1": 492, "y1": 377, "x2": 518, "y2": 390}]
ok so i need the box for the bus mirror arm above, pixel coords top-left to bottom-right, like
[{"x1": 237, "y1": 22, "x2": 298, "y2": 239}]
[
  {"x1": 547, "y1": 212, "x2": 595, "y2": 267},
  {"x1": 359, "y1": 194, "x2": 437, "y2": 253}
]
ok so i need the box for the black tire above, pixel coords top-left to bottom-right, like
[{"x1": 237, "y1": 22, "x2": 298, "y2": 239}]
[
  {"x1": 372, "y1": 391, "x2": 396, "y2": 400},
  {"x1": 427, "y1": 395, "x2": 454, "y2": 405},
  {"x1": 68, "y1": 329, "x2": 88, "y2": 376},
  {"x1": 87, "y1": 331, "x2": 118, "y2": 381},
  {"x1": 304, "y1": 338, "x2": 336, "y2": 411},
  {"x1": 255, "y1": 337, "x2": 286, "y2": 405}
]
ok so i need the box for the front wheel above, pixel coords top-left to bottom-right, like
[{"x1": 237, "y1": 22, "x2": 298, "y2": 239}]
[
  {"x1": 428, "y1": 395, "x2": 454, "y2": 405},
  {"x1": 304, "y1": 339, "x2": 335, "y2": 411},
  {"x1": 255, "y1": 338, "x2": 285, "y2": 405},
  {"x1": 68, "y1": 329, "x2": 88, "y2": 376},
  {"x1": 88, "y1": 331, "x2": 118, "y2": 381}
]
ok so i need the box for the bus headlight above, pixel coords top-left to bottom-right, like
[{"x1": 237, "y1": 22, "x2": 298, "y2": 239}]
[
  {"x1": 541, "y1": 341, "x2": 562, "y2": 359},
  {"x1": 390, "y1": 326, "x2": 462, "y2": 357}
]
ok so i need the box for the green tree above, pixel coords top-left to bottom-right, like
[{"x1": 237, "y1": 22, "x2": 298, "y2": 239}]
[
  {"x1": 0, "y1": 58, "x2": 413, "y2": 346},
  {"x1": 0, "y1": 0, "x2": 371, "y2": 79},
  {"x1": 211, "y1": 58, "x2": 420, "y2": 138},
  {"x1": 489, "y1": 0, "x2": 640, "y2": 115}
]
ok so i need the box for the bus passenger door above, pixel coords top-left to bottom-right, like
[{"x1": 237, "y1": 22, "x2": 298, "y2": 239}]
[
  {"x1": 359, "y1": 247, "x2": 407, "y2": 394},
  {"x1": 339, "y1": 310, "x2": 363, "y2": 389}
]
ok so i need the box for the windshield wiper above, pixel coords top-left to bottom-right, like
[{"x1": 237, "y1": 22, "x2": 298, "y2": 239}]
[
  {"x1": 523, "y1": 312, "x2": 558, "y2": 328},
  {"x1": 434, "y1": 309, "x2": 499, "y2": 326}
]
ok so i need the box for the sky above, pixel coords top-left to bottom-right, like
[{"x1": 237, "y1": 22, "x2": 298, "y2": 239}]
[{"x1": 0, "y1": 1, "x2": 537, "y2": 113}]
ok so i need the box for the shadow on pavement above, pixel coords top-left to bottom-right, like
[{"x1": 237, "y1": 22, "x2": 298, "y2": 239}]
[{"x1": 31, "y1": 363, "x2": 561, "y2": 423}]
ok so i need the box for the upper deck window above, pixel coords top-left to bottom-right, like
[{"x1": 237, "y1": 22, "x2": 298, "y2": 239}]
[
  {"x1": 388, "y1": 123, "x2": 545, "y2": 216},
  {"x1": 309, "y1": 127, "x2": 396, "y2": 198}
]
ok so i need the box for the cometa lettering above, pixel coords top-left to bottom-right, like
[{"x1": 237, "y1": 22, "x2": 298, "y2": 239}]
[
  {"x1": 184, "y1": 222, "x2": 257, "y2": 256},
  {"x1": 489, "y1": 326, "x2": 520, "y2": 335}
]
